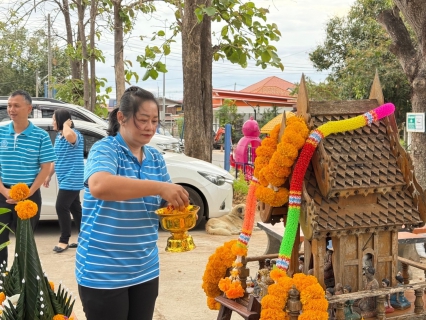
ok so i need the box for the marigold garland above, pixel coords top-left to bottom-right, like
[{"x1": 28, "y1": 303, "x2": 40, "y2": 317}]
[
  {"x1": 260, "y1": 272, "x2": 328, "y2": 320},
  {"x1": 275, "y1": 103, "x2": 396, "y2": 271},
  {"x1": 254, "y1": 117, "x2": 309, "y2": 208},
  {"x1": 9, "y1": 183, "x2": 30, "y2": 202},
  {"x1": 201, "y1": 240, "x2": 237, "y2": 309}
]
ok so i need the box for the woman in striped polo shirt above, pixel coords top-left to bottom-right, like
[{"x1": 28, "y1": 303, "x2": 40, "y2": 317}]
[
  {"x1": 44, "y1": 109, "x2": 84, "y2": 253},
  {"x1": 76, "y1": 86, "x2": 189, "y2": 320}
]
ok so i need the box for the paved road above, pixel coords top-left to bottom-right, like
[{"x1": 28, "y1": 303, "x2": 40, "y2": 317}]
[{"x1": 8, "y1": 220, "x2": 268, "y2": 320}]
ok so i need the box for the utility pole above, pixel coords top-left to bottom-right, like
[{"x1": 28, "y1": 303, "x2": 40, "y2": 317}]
[
  {"x1": 161, "y1": 19, "x2": 167, "y2": 123},
  {"x1": 35, "y1": 70, "x2": 39, "y2": 97},
  {"x1": 47, "y1": 14, "x2": 52, "y2": 98}
]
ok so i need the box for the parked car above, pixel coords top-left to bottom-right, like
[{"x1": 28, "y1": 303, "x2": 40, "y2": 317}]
[
  {"x1": 0, "y1": 97, "x2": 183, "y2": 153},
  {"x1": 0, "y1": 118, "x2": 234, "y2": 227}
]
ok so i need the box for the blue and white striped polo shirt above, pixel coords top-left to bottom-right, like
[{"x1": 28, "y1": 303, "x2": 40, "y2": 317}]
[
  {"x1": 75, "y1": 133, "x2": 171, "y2": 289},
  {"x1": 54, "y1": 129, "x2": 84, "y2": 191},
  {"x1": 0, "y1": 121, "x2": 56, "y2": 186}
]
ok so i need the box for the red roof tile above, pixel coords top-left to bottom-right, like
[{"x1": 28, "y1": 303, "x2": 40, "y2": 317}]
[{"x1": 240, "y1": 76, "x2": 296, "y2": 96}]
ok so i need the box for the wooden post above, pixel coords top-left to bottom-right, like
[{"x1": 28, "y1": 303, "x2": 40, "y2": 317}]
[
  {"x1": 376, "y1": 295, "x2": 386, "y2": 320},
  {"x1": 401, "y1": 262, "x2": 410, "y2": 284},
  {"x1": 414, "y1": 288, "x2": 425, "y2": 314},
  {"x1": 335, "y1": 302, "x2": 345, "y2": 320},
  {"x1": 287, "y1": 286, "x2": 301, "y2": 320}
]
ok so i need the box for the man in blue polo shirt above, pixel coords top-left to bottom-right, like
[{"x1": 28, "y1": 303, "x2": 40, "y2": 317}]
[{"x1": 0, "y1": 90, "x2": 56, "y2": 265}]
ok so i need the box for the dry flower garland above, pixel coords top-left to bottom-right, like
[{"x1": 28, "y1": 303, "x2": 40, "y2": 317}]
[
  {"x1": 201, "y1": 240, "x2": 237, "y2": 310},
  {"x1": 260, "y1": 273, "x2": 328, "y2": 320},
  {"x1": 255, "y1": 117, "x2": 309, "y2": 207}
]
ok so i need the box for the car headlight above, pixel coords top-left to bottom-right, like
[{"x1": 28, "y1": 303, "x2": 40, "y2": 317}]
[
  {"x1": 156, "y1": 143, "x2": 182, "y2": 153},
  {"x1": 198, "y1": 171, "x2": 233, "y2": 186}
]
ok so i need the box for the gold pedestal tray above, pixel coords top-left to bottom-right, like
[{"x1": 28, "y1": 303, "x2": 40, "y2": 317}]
[{"x1": 156, "y1": 205, "x2": 200, "y2": 253}]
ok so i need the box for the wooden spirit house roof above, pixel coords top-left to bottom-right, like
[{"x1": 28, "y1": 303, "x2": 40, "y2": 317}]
[{"x1": 297, "y1": 73, "x2": 426, "y2": 240}]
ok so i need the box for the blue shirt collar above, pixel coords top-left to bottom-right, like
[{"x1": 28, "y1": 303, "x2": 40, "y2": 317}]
[
  {"x1": 8, "y1": 121, "x2": 35, "y2": 135},
  {"x1": 114, "y1": 133, "x2": 152, "y2": 162}
]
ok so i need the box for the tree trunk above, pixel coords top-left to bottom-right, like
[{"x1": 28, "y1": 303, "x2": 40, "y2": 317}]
[
  {"x1": 76, "y1": 0, "x2": 90, "y2": 109},
  {"x1": 182, "y1": 0, "x2": 213, "y2": 162},
  {"x1": 378, "y1": 1, "x2": 426, "y2": 189},
  {"x1": 113, "y1": 0, "x2": 125, "y2": 103},
  {"x1": 61, "y1": 0, "x2": 81, "y2": 79},
  {"x1": 89, "y1": 0, "x2": 98, "y2": 112}
]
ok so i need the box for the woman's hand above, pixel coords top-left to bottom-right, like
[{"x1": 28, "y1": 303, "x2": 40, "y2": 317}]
[
  {"x1": 64, "y1": 119, "x2": 73, "y2": 127},
  {"x1": 160, "y1": 184, "x2": 189, "y2": 211}
]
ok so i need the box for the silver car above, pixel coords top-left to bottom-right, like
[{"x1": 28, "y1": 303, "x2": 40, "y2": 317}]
[{"x1": 0, "y1": 118, "x2": 234, "y2": 227}]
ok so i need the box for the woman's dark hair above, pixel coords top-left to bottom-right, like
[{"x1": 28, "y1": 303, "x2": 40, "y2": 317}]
[
  {"x1": 107, "y1": 86, "x2": 160, "y2": 136},
  {"x1": 54, "y1": 109, "x2": 74, "y2": 131}
]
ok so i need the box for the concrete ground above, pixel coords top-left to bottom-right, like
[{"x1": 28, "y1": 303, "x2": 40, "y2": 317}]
[{"x1": 7, "y1": 220, "x2": 269, "y2": 320}]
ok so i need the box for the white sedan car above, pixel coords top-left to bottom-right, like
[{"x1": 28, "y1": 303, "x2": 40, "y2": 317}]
[{"x1": 0, "y1": 119, "x2": 234, "y2": 227}]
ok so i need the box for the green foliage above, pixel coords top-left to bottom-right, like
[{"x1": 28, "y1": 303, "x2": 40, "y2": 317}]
[
  {"x1": 0, "y1": 25, "x2": 71, "y2": 96},
  {"x1": 176, "y1": 117, "x2": 185, "y2": 138},
  {"x1": 291, "y1": 77, "x2": 341, "y2": 101},
  {"x1": 233, "y1": 170, "x2": 249, "y2": 195},
  {"x1": 138, "y1": 0, "x2": 284, "y2": 81},
  {"x1": 54, "y1": 77, "x2": 112, "y2": 116},
  {"x1": 256, "y1": 106, "x2": 281, "y2": 138},
  {"x1": 215, "y1": 99, "x2": 244, "y2": 143},
  {"x1": 309, "y1": 0, "x2": 410, "y2": 124}
]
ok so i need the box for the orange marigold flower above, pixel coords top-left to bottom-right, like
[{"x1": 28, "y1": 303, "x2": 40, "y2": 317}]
[
  {"x1": 156, "y1": 204, "x2": 194, "y2": 215},
  {"x1": 260, "y1": 308, "x2": 287, "y2": 320},
  {"x1": 207, "y1": 297, "x2": 221, "y2": 310},
  {"x1": 15, "y1": 200, "x2": 38, "y2": 220},
  {"x1": 303, "y1": 298, "x2": 328, "y2": 312},
  {"x1": 225, "y1": 280, "x2": 245, "y2": 299},
  {"x1": 53, "y1": 315, "x2": 68, "y2": 320},
  {"x1": 9, "y1": 183, "x2": 30, "y2": 202},
  {"x1": 0, "y1": 292, "x2": 5, "y2": 304},
  {"x1": 49, "y1": 281, "x2": 54, "y2": 291},
  {"x1": 218, "y1": 277, "x2": 231, "y2": 292},
  {"x1": 261, "y1": 295, "x2": 285, "y2": 310},
  {"x1": 270, "y1": 268, "x2": 287, "y2": 282},
  {"x1": 262, "y1": 168, "x2": 285, "y2": 187}
]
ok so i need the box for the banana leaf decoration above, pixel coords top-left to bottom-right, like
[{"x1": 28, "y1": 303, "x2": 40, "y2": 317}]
[{"x1": 0, "y1": 184, "x2": 75, "y2": 320}]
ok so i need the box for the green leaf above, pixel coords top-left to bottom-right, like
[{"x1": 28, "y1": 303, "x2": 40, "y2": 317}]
[
  {"x1": 0, "y1": 208, "x2": 11, "y2": 214},
  {"x1": 221, "y1": 25, "x2": 229, "y2": 37},
  {"x1": 261, "y1": 50, "x2": 271, "y2": 63},
  {"x1": 157, "y1": 30, "x2": 165, "y2": 37},
  {"x1": 149, "y1": 68, "x2": 159, "y2": 80},
  {"x1": 155, "y1": 61, "x2": 168, "y2": 73},
  {"x1": 142, "y1": 69, "x2": 150, "y2": 81},
  {"x1": 163, "y1": 44, "x2": 171, "y2": 56},
  {"x1": 204, "y1": 7, "x2": 216, "y2": 16},
  {"x1": 194, "y1": 8, "x2": 204, "y2": 23}
]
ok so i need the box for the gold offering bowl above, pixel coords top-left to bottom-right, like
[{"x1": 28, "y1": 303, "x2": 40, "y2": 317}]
[{"x1": 155, "y1": 205, "x2": 200, "y2": 253}]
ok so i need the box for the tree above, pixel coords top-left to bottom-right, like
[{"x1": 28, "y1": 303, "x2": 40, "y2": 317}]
[
  {"x1": 378, "y1": 1, "x2": 426, "y2": 188},
  {"x1": 0, "y1": 23, "x2": 70, "y2": 96},
  {"x1": 291, "y1": 77, "x2": 340, "y2": 102},
  {"x1": 309, "y1": 0, "x2": 411, "y2": 124},
  {"x1": 178, "y1": 0, "x2": 283, "y2": 162}
]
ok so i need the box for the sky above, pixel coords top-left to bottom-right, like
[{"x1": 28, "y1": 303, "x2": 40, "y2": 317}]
[{"x1": 1, "y1": 0, "x2": 355, "y2": 100}]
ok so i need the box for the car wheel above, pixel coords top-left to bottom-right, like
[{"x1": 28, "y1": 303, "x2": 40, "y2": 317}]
[{"x1": 183, "y1": 186, "x2": 205, "y2": 228}]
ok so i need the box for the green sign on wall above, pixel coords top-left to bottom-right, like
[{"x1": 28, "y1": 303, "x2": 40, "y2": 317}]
[{"x1": 406, "y1": 113, "x2": 425, "y2": 132}]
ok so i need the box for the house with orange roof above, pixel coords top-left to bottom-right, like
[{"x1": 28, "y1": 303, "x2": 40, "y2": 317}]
[{"x1": 212, "y1": 76, "x2": 297, "y2": 120}]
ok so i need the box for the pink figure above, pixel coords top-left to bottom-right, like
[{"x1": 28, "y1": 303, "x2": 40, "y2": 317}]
[{"x1": 231, "y1": 117, "x2": 261, "y2": 180}]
